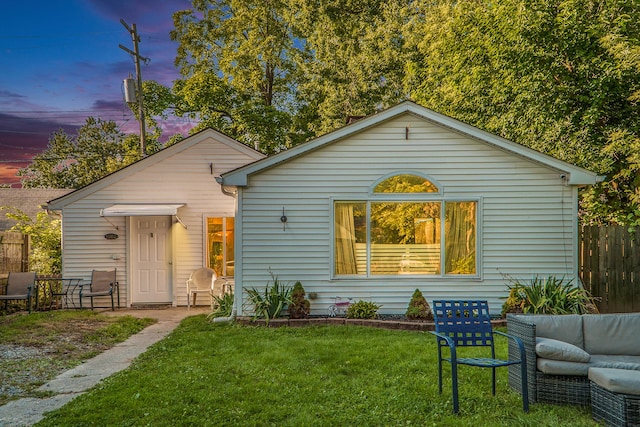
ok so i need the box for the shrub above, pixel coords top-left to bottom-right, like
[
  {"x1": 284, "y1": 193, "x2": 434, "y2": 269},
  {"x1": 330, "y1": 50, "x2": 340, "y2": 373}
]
[
  {"x1": 208, "y1": 292, "x2": 234, "y2": 320},
  {"x1": 246, "y1": 271, "x2": 292, "y2": 323},
  {"x1": 288, "y1": 281, "x2": 310, "y2": 319},
  {"x1": 501, "y1": 275, "x2": 600, "y2": 317},
  {"x1": 346, "y1": 300, "x2": 381, "y2": 319},
  {"x1": 4, "y1": 209, "x2": 61, "y2": 275},
  {"x1": 405, "y1": 289, "x2": 433, "y2": 321}
]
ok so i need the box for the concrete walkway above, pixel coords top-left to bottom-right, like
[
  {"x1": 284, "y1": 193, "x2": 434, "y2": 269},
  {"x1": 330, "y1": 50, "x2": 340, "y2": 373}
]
[{"x1": 0, "y1": 307, "x2": 208, "y2": 427}]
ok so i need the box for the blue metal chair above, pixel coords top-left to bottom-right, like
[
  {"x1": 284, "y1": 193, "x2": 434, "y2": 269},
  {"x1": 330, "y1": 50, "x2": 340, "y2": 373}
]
[{"x1": 431, "y1": 300, "x2": 529, "y2": 414}]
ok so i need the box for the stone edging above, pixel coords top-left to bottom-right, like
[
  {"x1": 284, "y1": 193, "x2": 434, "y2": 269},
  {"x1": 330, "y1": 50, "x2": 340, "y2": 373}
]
[{"x1": 235, "y1": 317, "x2": 507, "y2": 331}]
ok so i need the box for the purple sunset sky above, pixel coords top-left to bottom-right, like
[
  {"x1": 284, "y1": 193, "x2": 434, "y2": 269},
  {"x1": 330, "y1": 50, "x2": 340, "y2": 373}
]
[{"x1": 0, "y1": 0, "x2": 195, "y2": 186}]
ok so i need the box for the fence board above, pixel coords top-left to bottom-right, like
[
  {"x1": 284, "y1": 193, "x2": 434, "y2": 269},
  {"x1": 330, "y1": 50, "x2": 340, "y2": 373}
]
[
  {"x1": 580, "y1": 225, "x2": 640, "y2": 313},
  {"x1": 0, "y1": 231, "x2": 29, "y2": 275}
]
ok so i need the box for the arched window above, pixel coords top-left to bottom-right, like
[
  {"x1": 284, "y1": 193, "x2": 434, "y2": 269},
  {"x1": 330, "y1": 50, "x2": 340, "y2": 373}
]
[
  {"x1": 334, "y1": 173, "x2": 477, "y2": 277},
  {"x1": 373, "y1": 173, "x2": 439, "y2": 194}
]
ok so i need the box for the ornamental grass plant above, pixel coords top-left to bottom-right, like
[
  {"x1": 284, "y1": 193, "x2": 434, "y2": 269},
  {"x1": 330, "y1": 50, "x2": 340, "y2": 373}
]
[
  {"x1": 36, "y1": 315, "x2": 597, "y2": 426},
  {"x1": 501, "y1": 275, "x2": 600, "y2": 316}
]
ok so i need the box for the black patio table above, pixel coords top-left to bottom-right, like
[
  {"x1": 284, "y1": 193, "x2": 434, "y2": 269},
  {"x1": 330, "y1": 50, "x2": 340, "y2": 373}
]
[{"x1": 36, "y1": 277, "x2": 83, "y2": 310}]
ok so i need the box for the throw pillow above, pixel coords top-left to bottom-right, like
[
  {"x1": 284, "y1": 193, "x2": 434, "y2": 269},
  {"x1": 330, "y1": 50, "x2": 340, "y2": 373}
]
[{"x1": 536, "y1": 337, "x2": 591, "y2": 362}]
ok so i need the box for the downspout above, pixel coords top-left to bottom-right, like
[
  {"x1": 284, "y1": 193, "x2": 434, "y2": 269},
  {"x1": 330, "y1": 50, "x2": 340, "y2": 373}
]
[
  {"x1": 215, "y1": 176, "x2": 240, "y2": 320},
  {"x1": 215, "y1": 176, "x2": 237, "y2": 198},
  {"x1": 211, "y1": 310, "x2": 237, "y2": 323}
]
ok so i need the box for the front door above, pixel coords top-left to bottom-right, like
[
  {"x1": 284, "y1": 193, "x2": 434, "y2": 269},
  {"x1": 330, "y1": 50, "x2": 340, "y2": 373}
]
[{"x1": 131, "y1": 216, "x2": 172, "y2": 304}]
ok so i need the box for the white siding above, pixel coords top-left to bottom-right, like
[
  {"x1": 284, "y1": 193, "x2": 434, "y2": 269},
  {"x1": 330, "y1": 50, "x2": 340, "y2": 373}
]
[
  {"x1": 56, "y1": 132, "x2": 262, "y2": 307},
  {"x1": 237, "y1": 114, "x2": 579, "y2": 315}
]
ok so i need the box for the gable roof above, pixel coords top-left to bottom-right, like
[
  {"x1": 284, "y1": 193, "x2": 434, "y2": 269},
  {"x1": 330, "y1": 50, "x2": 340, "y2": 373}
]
[
  {"x1": 0, "y1": 188, "x2": 73, "y2": 229},
  {"x1": 47, "y1": 128, "x2": 266, "y2": 210},
  {"x1": 221, "y1": 101, "x2": 603, "y2": 186}
]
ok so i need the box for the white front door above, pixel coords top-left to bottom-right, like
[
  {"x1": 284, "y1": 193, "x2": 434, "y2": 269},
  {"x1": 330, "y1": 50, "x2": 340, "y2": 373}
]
[{"x1": 131, "y1": 216, "x2": 172, "y2": 304}]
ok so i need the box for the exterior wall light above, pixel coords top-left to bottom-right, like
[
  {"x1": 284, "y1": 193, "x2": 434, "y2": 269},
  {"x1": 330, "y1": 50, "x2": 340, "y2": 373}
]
[{"x1": 280, "y1": 207, "x2": 288, "y2": 231}]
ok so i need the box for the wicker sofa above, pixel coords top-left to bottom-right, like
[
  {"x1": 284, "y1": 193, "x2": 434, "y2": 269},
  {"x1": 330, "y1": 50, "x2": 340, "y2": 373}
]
[{"x1": 506, "y1": 313, "x2": 640, "y2": 406}]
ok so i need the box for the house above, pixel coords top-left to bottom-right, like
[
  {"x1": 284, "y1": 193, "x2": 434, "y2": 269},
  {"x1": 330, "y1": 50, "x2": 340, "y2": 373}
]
[
  {"x1": 47, "y1": 129, "x2": 265, "y2": 307},
  {"x1": 0, "y1": 188, "x2": 73, "y2": 230},
  {"x1": 220, "y1": 101, "x2": 602, "y2": 316}
]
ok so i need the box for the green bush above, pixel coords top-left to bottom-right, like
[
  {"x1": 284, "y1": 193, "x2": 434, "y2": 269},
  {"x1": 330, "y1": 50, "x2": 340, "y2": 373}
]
[
  {"x1": 246, "y1": 271, "x2": 292, "y2": 323},
  {"x1": 501, "y1": 275, "x2": 599, "y2": 317},
  {"x1": 288, "y1": 281, "x2": 310, "y2": 319},
  {"x1": 208, "y1": 292, "x2": 235, "y2": 320},
  {"x1": 3, "y1": 209, "x2": 62, "y2": 275},
  {"x1": 346, "y1": 300, "x2": 381, "y2": 319},
  {"x1": 405, "y1": 289, "x2": 433, "y2": 321}
]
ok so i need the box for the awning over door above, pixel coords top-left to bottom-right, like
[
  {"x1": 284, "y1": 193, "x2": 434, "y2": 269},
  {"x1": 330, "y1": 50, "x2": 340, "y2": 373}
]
[{"x1": 100, "y1": 204, "x2": 185, "y2": 217}]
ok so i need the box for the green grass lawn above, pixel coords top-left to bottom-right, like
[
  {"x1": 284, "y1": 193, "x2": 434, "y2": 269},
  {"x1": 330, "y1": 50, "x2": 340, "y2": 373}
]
[
  {"x1": 0, "y1": 311, "x2": 154, "y2": 406},
  {"x1": 37, "y1": 315, "x2": 597, "y2": 426}
]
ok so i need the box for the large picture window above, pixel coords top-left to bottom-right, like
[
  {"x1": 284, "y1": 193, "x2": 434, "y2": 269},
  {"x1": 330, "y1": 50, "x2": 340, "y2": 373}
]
[
  {"x1": 206, "y1": 217, "x2": 234, "y2": 278},
  {"x1": 334, "y1": 174, "x2": 477, "y2": 277}
]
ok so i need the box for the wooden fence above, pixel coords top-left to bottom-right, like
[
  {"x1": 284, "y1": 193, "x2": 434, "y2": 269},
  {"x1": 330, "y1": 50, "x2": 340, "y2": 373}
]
[
  {"x1": 579, "y1": 225, "x2": 640, "y2": 313},
  {"x1": 0, "y1": 231, "x2": 29, "y2": 276}
]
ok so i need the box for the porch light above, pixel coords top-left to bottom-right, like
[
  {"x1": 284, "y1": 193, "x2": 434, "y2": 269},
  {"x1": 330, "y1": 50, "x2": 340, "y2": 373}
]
[{"x1": 280, "y1": 207, "x2": 288, "y2": 231}]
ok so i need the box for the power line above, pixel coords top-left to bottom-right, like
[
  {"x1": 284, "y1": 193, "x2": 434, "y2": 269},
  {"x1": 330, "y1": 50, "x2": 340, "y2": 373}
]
[
  {"x1": 0, "y1": 31, "x2": 120, "y2": 40},
  {"x1": 0, "y1": 109, "x2": 131, "y2": 114}
]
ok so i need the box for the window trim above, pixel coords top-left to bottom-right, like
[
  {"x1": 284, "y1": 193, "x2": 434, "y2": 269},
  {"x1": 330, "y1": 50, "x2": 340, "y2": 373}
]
[
  {"x1": 331, "y1": 196, "x2": 482, "y2": 280},
  {"x1": 203, "y1": 214, "x2": 235, "y2": 278}
]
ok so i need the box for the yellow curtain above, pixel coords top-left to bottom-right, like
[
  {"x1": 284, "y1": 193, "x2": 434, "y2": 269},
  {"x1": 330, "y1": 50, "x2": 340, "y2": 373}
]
[
  {"x1": 445, "y1": 202, "x2": 476, "y2": 274},
  {"x1": 335, "y1": 203, "x2": 358, "y2": 275}
]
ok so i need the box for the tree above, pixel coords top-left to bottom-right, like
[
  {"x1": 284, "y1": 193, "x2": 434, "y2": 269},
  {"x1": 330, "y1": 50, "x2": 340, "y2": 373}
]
[
  {"x1": 18, "y1": 117, "x2": 160, "y2": 189},
  {"x1": 169, "y1": 0, "x2": 300, "y2": 153},
  {"x1": 289, "y1": 0, "x2": 410, "y2": 134},
  {"x1": 2, "y1": 208, "x2": 61, "y2": 275},
  {"x1": 404, "y1": 0, "x2": 640, "y2": 226},
  {"x1": 152, "y1": 0, "x2": 413, "y2": 152}
]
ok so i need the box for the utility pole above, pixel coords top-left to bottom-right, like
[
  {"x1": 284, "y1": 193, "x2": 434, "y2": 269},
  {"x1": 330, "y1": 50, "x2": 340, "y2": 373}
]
[{"x1": 119, "y1": 19, "x2": 148, "y2": 157}]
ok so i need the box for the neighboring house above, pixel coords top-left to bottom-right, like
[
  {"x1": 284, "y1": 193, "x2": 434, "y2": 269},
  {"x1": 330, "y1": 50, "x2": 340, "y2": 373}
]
[
  {"x1": 47, "y1": 129, "x2": 265, "y2": 307},
  {"x1": 220, "y1": 102, "x2": 603, "y2": 315},
  {"x1": 0, "y1": 188, "x2": 73, "y2": 230}
]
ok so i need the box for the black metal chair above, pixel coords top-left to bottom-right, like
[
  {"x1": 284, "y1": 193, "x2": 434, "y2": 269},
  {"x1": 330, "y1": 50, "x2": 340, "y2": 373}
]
[{"x1": 431, "y1": 300, "x2": 529, "y2": 414}]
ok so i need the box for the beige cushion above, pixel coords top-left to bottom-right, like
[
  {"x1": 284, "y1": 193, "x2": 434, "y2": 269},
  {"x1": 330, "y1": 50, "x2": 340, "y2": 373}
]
[
  {"x1": 589, "y1": 367, "x2": 640, "y2": 396},
  {"x1": 536, "y1": 337, "x2": 591, "y2": 362},
  {"x1": 583, "y1": 314, "x2": 640, "y2": 355}
]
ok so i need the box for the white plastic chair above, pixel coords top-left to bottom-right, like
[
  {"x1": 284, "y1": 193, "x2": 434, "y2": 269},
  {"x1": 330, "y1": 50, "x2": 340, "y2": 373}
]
[{"x1": 186, "y1": 268, "x2": 215, "y2": 309}]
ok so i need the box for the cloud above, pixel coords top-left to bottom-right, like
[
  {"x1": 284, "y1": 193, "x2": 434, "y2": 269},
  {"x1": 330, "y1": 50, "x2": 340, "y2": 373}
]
[
  {"x1": 0, "y1": 113, "x2": 80, "y2": 157},
  {"x1": 0, "y1": 163, "x2": 26, "y2": 187},
  {"x1": 93, "y1": 99, "x2": 125, "y2": 111},
  {"x1": 0, "y1": 90, "x2": 26, "y2": 99}
]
